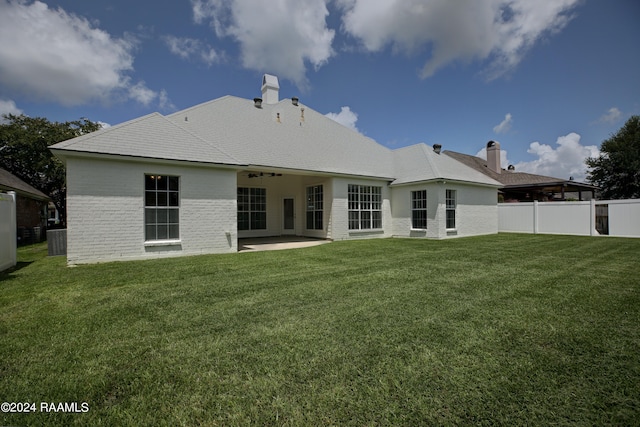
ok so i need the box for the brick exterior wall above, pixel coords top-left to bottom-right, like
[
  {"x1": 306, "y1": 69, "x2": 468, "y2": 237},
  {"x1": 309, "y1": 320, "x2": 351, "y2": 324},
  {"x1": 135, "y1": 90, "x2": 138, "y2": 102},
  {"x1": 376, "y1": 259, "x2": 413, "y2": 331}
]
[
  {"x1": 66, "y1": 157, "x2": 237, "y2": 264},
  {"x1": 391, "y1": 182, "x2": 498, "y2": 239},
  {"x1": 330, "y1": 177, "x2": 393, "y2": 241},
  {"x1": 65, "y1": 155, "x2": 499, "y2": 263}
]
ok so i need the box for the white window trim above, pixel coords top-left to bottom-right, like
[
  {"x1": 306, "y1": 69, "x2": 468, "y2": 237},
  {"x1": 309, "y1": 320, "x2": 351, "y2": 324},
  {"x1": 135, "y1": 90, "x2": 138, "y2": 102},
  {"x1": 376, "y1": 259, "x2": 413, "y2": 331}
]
[
  {"x1": 144, "y1": 239, "x2": 182, "y2": 247},
  {"x1": 348, "y1": 184, "x2": 383, "y2": 231},
  {"x1": 446, "y1": 189, "x2": 457, "y2": 230},
  {"x1": 410, "y1": 189, "x2": 428, "y2": 230},
  {"x1": 144, "y1": 174, "x2": 180, "y2": 242},
  {"x1": 237, "y1": 187, "x2": 267, "y2": 231},
  {"x1": 306, "y1": 184, "x2": 324, "y2": 230}
]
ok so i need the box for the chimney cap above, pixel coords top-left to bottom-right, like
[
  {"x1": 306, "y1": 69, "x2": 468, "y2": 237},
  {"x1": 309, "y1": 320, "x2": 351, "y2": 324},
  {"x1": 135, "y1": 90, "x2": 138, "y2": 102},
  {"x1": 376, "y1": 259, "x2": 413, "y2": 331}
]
[
  {"x1": 262, "y1": 74, "x2": 280, "y2": 89},
  {"x1": 253, "y1": 98, "x2": 262, "y2": 108},
  {"x1": 433, "y1": 144, "x2": 442, "y2": 154}
]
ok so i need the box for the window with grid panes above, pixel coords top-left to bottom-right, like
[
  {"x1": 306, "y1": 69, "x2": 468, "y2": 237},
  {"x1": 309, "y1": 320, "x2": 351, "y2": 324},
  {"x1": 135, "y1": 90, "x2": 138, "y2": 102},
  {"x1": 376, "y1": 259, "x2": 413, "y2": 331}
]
[
  {"x1": 306, "y1": 185, "x2": 323, "y2": 230},
  {"x1": 411, "y1": 190, "x2": 427, "y2": 229},
  {"x1": 237, "y1": 187, "x2": 267, "y2": 230},
  {"x1": 145, "y1": 175, "x2": 179, "y2": 241},
  {"x1": 348, "y1": 184, "x2": 382, "y2": 230},
  {"x1": 446, "y1": 189, "x2": 456, "y2": 229}
]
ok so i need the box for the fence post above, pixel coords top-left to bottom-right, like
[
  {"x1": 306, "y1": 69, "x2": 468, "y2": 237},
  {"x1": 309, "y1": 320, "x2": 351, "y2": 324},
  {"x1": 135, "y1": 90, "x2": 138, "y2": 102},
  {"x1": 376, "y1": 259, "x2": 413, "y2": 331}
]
[
  {"x1": 8, "y1": 191, "x2": 17, "y2": 268},
  {"x1": 533, "y1": 200, "x2": 539, "y2": 234},
  {"x1": 590, "y1": 199, "x2": 596, "y2": 236}
]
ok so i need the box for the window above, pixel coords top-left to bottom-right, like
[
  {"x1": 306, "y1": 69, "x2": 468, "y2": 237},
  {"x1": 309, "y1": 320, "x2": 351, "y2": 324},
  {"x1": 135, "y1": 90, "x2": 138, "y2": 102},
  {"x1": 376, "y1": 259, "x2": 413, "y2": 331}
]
[
  {"x1": 238, "y1": 187, "x2": 266, "y2": 230},
  {"x1": 411, "y1": 190, "x2": 427, "y2": 229},
  {"x1": 446, "y1": 189, "x2": 456, "y2": 229},
  {"x1": 145, "y1": 175, "x2": 179, "y2": 241},
  {"x1": 348, "y1": 184, "x2": 382, "y2": 230},
  {"x1": 306, "y1": 185, "x2": 323, "y2": 230}
]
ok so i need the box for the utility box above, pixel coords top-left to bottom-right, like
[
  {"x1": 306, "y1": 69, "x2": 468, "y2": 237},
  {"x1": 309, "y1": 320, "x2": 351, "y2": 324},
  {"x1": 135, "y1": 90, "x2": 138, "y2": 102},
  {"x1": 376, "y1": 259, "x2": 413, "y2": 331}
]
[{"x1": 48, "y1": 229, "x2": 67, "y2": 256}]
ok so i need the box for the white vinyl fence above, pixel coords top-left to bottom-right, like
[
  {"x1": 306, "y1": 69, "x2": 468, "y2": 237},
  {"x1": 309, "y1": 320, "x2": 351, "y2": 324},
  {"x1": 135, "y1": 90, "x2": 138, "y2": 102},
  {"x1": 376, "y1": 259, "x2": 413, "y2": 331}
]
[
  {"x1": 0, "y1": 191, "x2": 17, "y2": 271},
  {"x1": 499, "y1": 199, "x2": 640, "y2": 238}
]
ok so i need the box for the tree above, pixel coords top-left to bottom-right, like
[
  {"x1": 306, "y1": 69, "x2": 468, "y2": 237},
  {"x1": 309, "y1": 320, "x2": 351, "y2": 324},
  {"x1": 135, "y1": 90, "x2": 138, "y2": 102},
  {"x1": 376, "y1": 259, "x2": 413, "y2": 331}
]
[
  {"x1": 0, "y1": 114, "x2": 101, "y2": 226},
  {"x1": 586, "y1": 115, "x2": 640, "y2": 199}
]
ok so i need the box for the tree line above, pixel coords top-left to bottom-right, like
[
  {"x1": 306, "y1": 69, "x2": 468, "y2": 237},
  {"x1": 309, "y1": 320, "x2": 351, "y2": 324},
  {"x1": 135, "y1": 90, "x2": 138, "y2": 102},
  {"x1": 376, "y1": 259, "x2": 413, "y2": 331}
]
[{"x1": 0, "y1": 115, "x2": 101, "y2": 227}]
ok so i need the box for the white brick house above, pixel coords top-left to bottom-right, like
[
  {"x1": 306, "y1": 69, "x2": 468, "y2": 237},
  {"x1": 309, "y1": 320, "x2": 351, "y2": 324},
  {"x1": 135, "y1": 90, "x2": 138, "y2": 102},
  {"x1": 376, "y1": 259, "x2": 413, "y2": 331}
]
[{"x1": 51, "y1": 75, "x2": 501, "y2": 264}]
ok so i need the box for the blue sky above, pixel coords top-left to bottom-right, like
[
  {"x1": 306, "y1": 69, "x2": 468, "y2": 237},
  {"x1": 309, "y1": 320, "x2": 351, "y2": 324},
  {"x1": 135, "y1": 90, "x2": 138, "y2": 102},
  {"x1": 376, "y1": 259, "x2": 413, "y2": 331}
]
[{"x1": 1, "y1": 0, "x2": 638, "y2": 181}]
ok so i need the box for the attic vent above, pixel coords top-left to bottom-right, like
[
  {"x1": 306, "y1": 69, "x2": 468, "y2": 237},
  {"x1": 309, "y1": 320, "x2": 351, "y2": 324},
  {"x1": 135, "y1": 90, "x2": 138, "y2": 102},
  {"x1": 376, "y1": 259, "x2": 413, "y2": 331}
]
[
  {"x1": 433, "y1": 144, "x2": 442, "y2": 154},
  {"x1": 292, "y1": 97, "x2": 299, "y2": 106},
  {"x1": 254, "y1": 98, "x2": 262, "y2": 108}
]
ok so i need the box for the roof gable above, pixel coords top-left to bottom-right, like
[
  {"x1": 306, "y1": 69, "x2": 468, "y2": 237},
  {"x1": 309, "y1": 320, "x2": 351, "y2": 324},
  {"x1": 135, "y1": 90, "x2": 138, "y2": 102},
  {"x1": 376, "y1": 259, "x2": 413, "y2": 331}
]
[{"x1": 50, "y1": 112, "x2": 240, "y2": 165}]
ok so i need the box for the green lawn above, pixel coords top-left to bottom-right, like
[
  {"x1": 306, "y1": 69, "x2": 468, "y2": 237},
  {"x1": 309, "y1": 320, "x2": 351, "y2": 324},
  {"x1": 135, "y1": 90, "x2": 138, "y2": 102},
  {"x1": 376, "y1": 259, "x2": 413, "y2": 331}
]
[{"x1": 1, "y1": 234, "x2": 639, "y2": 426}]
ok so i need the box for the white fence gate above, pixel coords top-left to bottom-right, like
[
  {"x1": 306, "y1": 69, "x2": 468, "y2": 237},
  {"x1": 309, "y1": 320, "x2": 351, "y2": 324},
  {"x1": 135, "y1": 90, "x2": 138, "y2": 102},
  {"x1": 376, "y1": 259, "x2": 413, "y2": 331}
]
[
  {"x1": 498, "y1": 199, "x2": 640, "y2": 238},
  {"x1": 1, "y1": 191, "x2": 17, "y2": 271}
]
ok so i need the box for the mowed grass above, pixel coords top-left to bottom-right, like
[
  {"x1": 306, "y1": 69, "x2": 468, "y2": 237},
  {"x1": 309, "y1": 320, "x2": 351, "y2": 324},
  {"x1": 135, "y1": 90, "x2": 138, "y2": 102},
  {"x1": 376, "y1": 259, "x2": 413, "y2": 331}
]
[{"x1": 1, "y1": 234, "x2": 639, "y2": 426}]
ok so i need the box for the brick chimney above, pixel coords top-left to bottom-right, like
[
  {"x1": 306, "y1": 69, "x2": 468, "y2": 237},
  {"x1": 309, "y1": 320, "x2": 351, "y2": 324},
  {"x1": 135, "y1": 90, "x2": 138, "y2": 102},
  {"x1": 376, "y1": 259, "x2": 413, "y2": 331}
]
[{"x1": 486, "y1": 140, "x2": 501, "y2": 174}]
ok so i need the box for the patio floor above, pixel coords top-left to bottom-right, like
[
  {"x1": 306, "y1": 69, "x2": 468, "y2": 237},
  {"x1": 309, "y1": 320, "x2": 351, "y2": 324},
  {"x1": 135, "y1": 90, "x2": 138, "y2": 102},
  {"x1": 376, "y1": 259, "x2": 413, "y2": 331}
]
[{"x1": 238, "y1": 236, "x2": 331, "y2": 252}]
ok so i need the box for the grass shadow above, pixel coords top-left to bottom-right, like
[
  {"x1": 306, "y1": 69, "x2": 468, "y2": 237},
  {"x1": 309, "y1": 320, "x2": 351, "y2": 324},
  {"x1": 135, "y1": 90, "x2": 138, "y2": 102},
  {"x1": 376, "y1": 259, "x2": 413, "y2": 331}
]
[{"x1": 0, "y1": 261, "x2": 33, "y2": 282}]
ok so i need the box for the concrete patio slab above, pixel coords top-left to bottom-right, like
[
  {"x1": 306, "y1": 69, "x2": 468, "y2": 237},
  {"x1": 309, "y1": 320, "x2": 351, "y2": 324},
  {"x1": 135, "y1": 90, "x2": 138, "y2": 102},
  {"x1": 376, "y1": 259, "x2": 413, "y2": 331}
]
[{"x1": 238, "y1": 236, "x2": 331, "y2": 252}]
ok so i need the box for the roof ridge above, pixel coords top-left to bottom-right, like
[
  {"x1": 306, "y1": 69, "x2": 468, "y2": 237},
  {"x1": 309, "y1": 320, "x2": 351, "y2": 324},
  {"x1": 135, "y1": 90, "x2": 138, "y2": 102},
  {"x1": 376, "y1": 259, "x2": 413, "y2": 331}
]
[{"x1": 167, "y1": 95, "x2": 235, "y2": 118}]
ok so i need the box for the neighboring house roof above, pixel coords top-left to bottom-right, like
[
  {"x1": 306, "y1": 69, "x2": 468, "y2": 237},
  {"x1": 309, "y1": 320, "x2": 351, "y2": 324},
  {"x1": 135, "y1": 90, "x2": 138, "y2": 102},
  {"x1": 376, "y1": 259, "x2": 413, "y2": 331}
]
[
  {"x1": 444, "y1": 150, "x2": 597, "y2": 191},
  {"x1": 50, "y1": 89, "x2": 501, "y2": 188},
  {"x1": 0, "y1": 167, "x2": 49, "y2": 200},
  {"x1": 392, "y1": 144, "x2": 501, "y2": 187}
]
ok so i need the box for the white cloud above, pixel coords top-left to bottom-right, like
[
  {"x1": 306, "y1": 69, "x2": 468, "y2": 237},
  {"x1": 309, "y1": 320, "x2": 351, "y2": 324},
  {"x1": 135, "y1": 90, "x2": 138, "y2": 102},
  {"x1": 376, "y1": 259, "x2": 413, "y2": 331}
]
[
  {"x1": 515, "y1": 133, "x2": 599, "y2": 181},
  {"x1": 325, "y1": 106, "x2": 359, "y2": 131},
  {"x1": 338, "y1": 0, "x2": 581, "y2": 79},
  {"x1": 493, "y1": 113, "x2": 512, "y2": 134},
  {"x1": 0, "y1": 99, "x2": 23, "y2": 122},
  {"x1": 128, "y1": 81, "x2": 157, "y2": 106},
  {"x1": 164, "y1": 35, "x2": 221, "y2": 66},
  {"x1": 191, "y1": 0, "x2": 334, "y2": 87},
  {"x1": 596, "y1": 107, "x2": 622, "y2": 124},
  {"x1": 0, "y1": 1, "x2": 167, "y2": 108},
  {"x1": 476, "y1": 133, "x2": 599, "y2": 181},
  {"x1": 158, "y1": 90, "x2": 176, "y2": 111}
]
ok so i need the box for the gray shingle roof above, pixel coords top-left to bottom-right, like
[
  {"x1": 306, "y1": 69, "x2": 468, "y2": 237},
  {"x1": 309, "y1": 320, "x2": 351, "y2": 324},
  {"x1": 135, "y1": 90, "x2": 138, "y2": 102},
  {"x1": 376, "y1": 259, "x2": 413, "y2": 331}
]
[
  {"x1": 166, "y1": 96, "x2": 395, "y2": 178},
  {"x1": 0, "y1": 167, "x2": 49, "y2": 200},
  {"x1": 392, "y1": 144, "x2": 502, "y2": 186},
  {"x1": 51, "y1": 112, "x2": 241, "y2": 166},
  {"x1": 51, "y1": 94, "x2": 501, "y2": 188}
]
